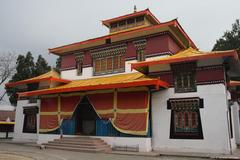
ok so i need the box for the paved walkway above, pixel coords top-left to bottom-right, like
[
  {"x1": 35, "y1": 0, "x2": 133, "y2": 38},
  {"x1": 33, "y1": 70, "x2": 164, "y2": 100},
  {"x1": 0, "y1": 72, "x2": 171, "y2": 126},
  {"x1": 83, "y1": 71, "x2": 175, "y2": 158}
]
[{"x1": 0, "y1": 143, "x2": 208, "y2": 160}]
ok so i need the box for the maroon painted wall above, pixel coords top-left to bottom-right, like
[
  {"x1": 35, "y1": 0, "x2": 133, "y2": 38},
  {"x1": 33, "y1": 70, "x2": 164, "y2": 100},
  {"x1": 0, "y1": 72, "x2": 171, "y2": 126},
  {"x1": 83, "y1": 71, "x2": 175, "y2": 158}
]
[
  {"x1": 145, "y1": 35, "x2": 169, "y2": 55},
  {"x1": 149, "y1": 65, "x2": 225, "y2": 86},
  {"x1": 168, "y1": 36, "x2": 181, "y2": 54},
  {"x1": 61, "y1": 54, "x2": 76, "y2": 70},
  {"x1": 83, "y1": 51, "x2": 92, "y2": 67},
  {"x1": 125, "y1": 42, "x2": 136, "y2": 59},
  {"x1": 60, "y1": 33, "x2": 182, "y2": 70}
]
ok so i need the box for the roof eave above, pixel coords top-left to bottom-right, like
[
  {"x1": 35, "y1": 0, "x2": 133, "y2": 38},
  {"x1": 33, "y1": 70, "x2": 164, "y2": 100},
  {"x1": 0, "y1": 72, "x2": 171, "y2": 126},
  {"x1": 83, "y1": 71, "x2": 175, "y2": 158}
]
[
  {"x1": 18, "y1": 79, "x2": 169, "y2": 98},
  {"x1": 131, "y1": 50, "x2": 238, "y2": 73}
]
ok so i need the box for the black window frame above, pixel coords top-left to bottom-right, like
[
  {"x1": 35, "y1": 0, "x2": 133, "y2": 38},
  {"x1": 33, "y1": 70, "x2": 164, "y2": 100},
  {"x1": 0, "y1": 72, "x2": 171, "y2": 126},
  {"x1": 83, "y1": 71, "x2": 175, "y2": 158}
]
[
  {"x1": 23, "y1": 106, "x2": 38, "y2": 133},
  {"x1": 168, "y1": 97, "x2": 204, "y2": 139},
  {"x1": 172, "y1": 62, "x2": 197, "y2": 93}
]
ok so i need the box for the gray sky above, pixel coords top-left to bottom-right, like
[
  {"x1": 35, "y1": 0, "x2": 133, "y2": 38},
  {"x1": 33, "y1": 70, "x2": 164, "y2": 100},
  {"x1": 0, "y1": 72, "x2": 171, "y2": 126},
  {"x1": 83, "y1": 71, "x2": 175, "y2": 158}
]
[
  {"x1": 0, "y1": 0, "x2": 239, "y2": 66},
  {"x1": 0, "y1": 0, "x2": 239, "y2": 105}
]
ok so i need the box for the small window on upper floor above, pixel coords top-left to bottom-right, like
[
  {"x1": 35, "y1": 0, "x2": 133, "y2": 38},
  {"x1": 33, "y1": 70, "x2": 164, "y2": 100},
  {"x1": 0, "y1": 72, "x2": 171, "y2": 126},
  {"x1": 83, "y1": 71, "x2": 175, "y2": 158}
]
[
  {"x1": 171, "y1": 62, "x2": 197, "y2": 93},
  {"x1": 93, "y1": 55, "x2": 125, "y2": 75},
  {"x1": 76, "y1": 60, "x2": 83, "y2": 76},
  {"x1": 75, "y1": 54, "x2": 84, "y2": 76},
  {"x1": 110, "y1": 22, "x2": 118, "y2": 29},
  {"x1": 127, "y1": 18, "x2": 135, "y2": 25},
  {"x1": 136, "y1": 16, "x2": 144, "y2": 22},
  {"x1": 136, "y1": 50, "x2": 145, "y2": 62},
  {"x1": 119, "y1": 20, "x2": 126, "y2": 27}
]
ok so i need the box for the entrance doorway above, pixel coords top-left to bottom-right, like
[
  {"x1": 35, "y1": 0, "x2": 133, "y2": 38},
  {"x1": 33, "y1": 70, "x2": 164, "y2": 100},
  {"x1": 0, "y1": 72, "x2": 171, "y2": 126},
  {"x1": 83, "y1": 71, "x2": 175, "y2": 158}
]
[{"x1": 73, "y1": 96, "x2": 99, "y2": 135}]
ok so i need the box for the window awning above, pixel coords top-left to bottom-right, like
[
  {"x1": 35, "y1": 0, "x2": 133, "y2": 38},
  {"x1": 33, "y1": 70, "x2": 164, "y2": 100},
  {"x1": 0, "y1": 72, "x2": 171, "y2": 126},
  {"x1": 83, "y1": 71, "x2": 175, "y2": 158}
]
[
  {"x1": 18, "y1": 72, "x2": 169, "y2": 98},
  {"x1": 131, "y1": 47, "x2": 238, "y2": 73}
]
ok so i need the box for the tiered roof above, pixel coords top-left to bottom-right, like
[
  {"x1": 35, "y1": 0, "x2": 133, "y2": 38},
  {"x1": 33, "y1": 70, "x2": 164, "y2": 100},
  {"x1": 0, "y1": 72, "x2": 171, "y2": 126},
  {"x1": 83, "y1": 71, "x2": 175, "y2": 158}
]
[
  {"x1": 131, "y1": 47, "x2": 238, "y2": 73},
  {"x1": 5, "y1": 70, "x2": 70, "y2": 88},
  {"x1": 18, "y1": 72, "x2": 169, "y2": 97}
]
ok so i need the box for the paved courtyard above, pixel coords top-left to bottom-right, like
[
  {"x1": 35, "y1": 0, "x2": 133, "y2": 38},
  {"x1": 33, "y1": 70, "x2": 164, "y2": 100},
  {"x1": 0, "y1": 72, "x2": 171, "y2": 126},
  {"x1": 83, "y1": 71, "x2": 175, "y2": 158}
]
[{"x1": 0, "y1": 143, "x2": 210, "y2": 160}]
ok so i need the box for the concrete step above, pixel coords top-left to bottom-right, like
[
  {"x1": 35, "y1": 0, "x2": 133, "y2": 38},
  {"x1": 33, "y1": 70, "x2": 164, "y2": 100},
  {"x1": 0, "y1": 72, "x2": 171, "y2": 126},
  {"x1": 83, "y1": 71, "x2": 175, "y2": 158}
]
[
  {"x1": 44, "y1": 136, "x2": 111, "y2": 153},
  {"x1": 44, "y1": 142, "x2": 110, "y2": 149},
  {"x1": 49, "y1": 140, "x2": 107, "y2": 146},
  {"x1": 45, "y1": 145, "x2": 107, "y2": 152},
  {"x1": 55, "y1": 138, "x2": 104, "y2": 143}
]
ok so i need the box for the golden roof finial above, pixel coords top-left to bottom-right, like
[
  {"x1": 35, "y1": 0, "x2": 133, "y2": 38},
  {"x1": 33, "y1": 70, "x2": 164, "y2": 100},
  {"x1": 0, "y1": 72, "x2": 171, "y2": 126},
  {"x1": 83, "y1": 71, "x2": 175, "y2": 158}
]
[{"x1": 134, "y1": 5, "x2": 137, "y2": 13}]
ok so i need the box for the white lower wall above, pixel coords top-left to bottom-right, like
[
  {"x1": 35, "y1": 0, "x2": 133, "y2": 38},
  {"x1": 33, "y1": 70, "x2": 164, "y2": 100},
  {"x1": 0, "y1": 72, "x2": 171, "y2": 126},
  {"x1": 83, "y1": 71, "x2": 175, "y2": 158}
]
[
  {"x1": 152, "y1": 84, "x2": 232, "y2": 154},
  {"x1": 97, "y1": 137, "x2": 151, "y2": 152},
  {"x1": 13, "y1": 100, "x2": 40, "y2": 142},
  {"x1": 37, "y1": 134, "x2": 151, "y2": 152},
  {"x1": 232, "y1": 102, "x2": 240, "y2": 145}
]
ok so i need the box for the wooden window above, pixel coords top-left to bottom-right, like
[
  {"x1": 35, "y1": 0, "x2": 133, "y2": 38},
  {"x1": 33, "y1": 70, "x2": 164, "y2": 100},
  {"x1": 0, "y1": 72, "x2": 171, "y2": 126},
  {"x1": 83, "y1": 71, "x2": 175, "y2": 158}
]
[
  {"x1": 110, "y1": 22, "x2": 118, "y2": 28},
  {"x1": 113, "y1": 56, "x2": 119, "y2": 70},
  {"x1": 94, "y1": 55, "x2": 125, "y2": 75},
  {"x1": 136, "y1": 50, "x2": 145, "y2": 62},
  {"x1": 100, "y1": 58, "x2": 106, "y2": 72},
  {"x1": 168, "y1": 98, "x2": 204, "y2": 139},
  {"x1": 119, "y1": 20, "x2": 126, "y2": 26},
  {"x1": 76, "y1": 60, "x2": 83, "y2": 76},
  {"x1": 107, "y1": 57, "x2": 113, "y2": 71},
  {"x1": 95, "y1": 59, "x2": 101, "y2": 73},
  {"x1": 127, "y1": 18, "x2": 135, "y2": 25},
  {"x1": 23, "y1": 107, "x2": 38, "y2": 133},
  {"x1": 172, "y1": 62, "x2": 197, "y2": 93},
  {"x1": 136, "y1": 16, "x2": 144, "y2": 22},
  {"x1": 119, "y1": 55, "x2": 125, "y2": 69}
]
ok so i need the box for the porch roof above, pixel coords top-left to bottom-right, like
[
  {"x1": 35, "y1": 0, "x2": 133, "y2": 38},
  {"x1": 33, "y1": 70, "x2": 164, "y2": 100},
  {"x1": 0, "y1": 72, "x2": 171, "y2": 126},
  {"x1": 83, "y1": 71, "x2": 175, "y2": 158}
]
[
  {"x1": 131, "y1": 47, "x2": 238, "y2": 73},
  {"x1": 5, "y1": 70, "x2": 71, "y2": 88},
  {"x1": 18, "y1": 72, "x2": 169, "y2": 97}
]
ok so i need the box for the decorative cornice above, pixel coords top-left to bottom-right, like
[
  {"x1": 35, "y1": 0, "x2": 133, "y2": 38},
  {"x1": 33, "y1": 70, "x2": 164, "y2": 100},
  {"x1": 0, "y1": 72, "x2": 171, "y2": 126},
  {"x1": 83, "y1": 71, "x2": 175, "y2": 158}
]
[
  {"x1": 133, "y1": 39, "x2": 147, "y2": 51},
  {"x1": 91, "y1": 44, "x2": 127, "y2": 59},
  {"x1": 74, "y1": 52, "x2": 84, "y2": 62}
]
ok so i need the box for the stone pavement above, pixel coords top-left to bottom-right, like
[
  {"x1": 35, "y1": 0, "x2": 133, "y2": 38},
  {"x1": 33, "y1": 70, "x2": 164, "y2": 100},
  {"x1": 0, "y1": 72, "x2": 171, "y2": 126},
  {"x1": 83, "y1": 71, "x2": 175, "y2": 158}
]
[{"x1": 0, "y1": 143, "x2": 208, "y2": 160}]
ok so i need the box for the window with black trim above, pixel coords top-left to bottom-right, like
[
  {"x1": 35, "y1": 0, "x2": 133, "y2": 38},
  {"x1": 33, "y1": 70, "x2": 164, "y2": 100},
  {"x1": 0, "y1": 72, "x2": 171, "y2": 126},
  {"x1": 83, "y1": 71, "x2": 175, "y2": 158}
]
[
  {"x1": 75, "y1": 54, "x2": 84, "y2": 76},
  {"x1": 94, "y1": 55, "x2": 125, "y2": 75},
  {"x1": 172, "y1": 62, "x2": 197, "y2": 93},
  {"x1": 23, "y1": 107, "x2": 38, "y2": 133},
  {"x1": 136, "y1": 50, "x2": 145, "y2": 62},
  {"x1": 168, "y1": 98, "x2": 204, "y2": 139}
]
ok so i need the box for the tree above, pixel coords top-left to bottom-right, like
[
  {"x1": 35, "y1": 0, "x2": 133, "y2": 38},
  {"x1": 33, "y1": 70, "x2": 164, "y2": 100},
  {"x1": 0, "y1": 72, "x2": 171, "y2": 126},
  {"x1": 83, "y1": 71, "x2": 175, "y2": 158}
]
[
  {"x1": 0, "y1": 53, "x2": 16, "y2": 102},
  {"x1": 212, "y1": 19, "x2": 240, "y2": 52},
  {"x1": 35, "y1": 55, "x2": 51, "y2": 76},
  {"x1": 7, "y1": 52, "x2": 51, "y2": 106},
  {"x1": 54, "y1": 56, "x2": 61, "y2": 73}
]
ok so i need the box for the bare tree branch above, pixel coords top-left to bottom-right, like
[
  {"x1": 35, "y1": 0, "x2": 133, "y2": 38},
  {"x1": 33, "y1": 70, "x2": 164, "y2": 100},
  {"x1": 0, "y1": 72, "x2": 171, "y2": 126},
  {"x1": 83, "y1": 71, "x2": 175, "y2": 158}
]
[{"x1": 0, "y1": 53, "x2": 16, "y2": 102}]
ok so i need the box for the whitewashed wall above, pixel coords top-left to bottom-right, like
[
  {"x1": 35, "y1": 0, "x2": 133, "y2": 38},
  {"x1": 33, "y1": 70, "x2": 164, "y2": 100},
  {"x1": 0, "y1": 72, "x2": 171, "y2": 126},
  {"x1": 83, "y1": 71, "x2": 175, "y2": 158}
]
[
  {"x1": 61, "y1": 55, "x2": 166, "y2": 81},
  {"x1": 13, "y1": 99, "x2": 40, "y2": 142},
  {"x1": 151, "y1": 84, "x2": 232, "y2": 154}
]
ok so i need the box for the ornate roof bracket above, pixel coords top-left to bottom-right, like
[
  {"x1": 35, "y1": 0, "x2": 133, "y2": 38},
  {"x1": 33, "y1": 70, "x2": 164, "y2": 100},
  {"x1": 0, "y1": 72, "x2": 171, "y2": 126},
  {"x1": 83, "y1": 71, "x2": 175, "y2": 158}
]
[{"x1": 91, "y1": 44, "x2": 127, "y2": 59}]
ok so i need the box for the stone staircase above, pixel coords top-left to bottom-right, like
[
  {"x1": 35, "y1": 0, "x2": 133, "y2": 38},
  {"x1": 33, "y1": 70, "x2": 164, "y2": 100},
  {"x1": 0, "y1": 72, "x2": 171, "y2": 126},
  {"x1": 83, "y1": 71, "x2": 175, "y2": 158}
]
[{"x1": 43, "y1": 136, "x2": 111, "y2": 153}]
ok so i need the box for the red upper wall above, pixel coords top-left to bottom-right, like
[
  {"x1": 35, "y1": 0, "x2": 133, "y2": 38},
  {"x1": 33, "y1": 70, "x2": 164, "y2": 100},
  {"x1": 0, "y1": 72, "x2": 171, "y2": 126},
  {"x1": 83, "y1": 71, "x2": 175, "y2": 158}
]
[{"x1": 60, "y1": 33, "x2": 182, "y2": 70}]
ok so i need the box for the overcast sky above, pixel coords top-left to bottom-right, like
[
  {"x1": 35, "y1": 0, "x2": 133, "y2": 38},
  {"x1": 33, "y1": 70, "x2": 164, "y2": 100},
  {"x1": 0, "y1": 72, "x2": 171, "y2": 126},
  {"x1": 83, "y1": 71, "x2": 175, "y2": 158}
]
[
  {"x1": 0, "y1": 0, "x2": 239, "y2": 66},
  {"x1": 0, "y1": 0, "x2": 239, "y2": 105}
]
